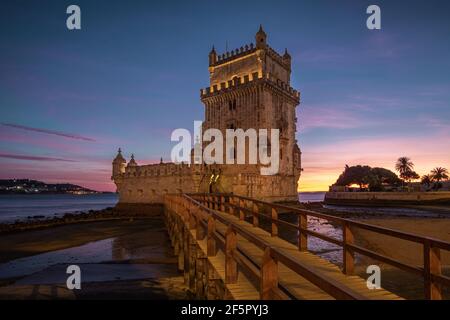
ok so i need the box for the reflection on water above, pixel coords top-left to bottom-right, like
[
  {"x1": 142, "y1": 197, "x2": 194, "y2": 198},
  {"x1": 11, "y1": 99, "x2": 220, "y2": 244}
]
[
  {"x1": 0, "y1": 239, "x2": 114, "y2": 279},
  {"x1": 0, "y1": 224, "x2": 175, "y2": 280}
]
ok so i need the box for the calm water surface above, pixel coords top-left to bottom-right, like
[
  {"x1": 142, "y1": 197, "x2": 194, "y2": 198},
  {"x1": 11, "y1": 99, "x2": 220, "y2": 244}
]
[
  {"x1": 0, "y1": 193, "x2": 118, "y2": 223},
  {"x1": 298, "y1": 192, "x2": 326, "y2": 202}
]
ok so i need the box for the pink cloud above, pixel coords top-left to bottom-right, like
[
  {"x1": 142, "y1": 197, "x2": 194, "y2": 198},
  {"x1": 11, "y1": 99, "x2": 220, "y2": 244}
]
[
  {"x1": 299, "y1": 105, "x2": 363, "y2": 131},
  {"x1": 1, "y1": 123, "x2": 95, "y2": 142},
  {"x1": 0, "y1": 153, "x2": 76, "y2": 162}
]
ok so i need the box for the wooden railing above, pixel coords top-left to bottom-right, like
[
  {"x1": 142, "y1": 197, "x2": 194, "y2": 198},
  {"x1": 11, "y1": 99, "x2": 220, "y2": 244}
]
[
  {"x1": 165, "y1": 193, "x2": 370, "y2": 300},
  {"x1": 184, "y1": 193, "x2": 450, "y2": 300}
]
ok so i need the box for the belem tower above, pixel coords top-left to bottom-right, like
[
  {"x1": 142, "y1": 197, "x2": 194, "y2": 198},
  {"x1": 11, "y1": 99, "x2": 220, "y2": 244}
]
[{"x1": 112, "y1": 26, "x2": 302, "y2": 204}]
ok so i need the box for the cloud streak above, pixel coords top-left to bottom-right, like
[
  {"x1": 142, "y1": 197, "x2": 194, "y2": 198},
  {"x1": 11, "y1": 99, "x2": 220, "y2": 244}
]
[
  {"x1": 1, "y1": 123, "x2": 96, "y2": 142},
  {"x1": 0, "y1": 153, "x2": 77, "y2": 162}
]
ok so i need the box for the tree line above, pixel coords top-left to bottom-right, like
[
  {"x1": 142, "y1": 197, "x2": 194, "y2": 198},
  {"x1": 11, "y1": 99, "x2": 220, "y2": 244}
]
[{"x1": 334, "y1": 157, "x2": 448, "y2": 191}]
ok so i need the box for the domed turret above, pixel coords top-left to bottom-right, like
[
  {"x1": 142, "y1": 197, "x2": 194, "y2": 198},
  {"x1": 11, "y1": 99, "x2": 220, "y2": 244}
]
[
  {"x1": 209, "y1": 45, "x2": 217, "y2": 66},
  {"x1": 112, "y1": 148, "x2": 127, "y2": 178},
  {"x1": 283, "y1": 48, "x2": 292, "y2": 69},
  {"x1": 127, "y1": 153, "x2": 138, "y2": 167},
  {"x1": 255, "y1": 24, "x2": 267, "y2": 49},
  {"x1": 283, "y1": 48, "x2": 291, "y2": 60}
]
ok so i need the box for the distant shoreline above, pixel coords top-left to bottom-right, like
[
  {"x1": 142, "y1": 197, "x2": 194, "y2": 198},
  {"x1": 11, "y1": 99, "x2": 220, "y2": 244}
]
[{"x1": 0, "y1": 191, "x2": 114, "y2": 195}]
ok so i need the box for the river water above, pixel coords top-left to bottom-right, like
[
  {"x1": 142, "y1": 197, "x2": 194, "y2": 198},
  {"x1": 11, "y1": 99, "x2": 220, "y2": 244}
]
[
  {"x1": 0, "y1": 192, "x2": 325, "y2": 224},
  {"x1": 0, "y1": 193, "x2": 118, "y2": 223}
]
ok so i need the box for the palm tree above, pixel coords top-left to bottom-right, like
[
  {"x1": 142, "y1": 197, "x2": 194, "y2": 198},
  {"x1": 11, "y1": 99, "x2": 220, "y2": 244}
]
[
  {"x1": 395, "y1": 157, "x2": 414, "y2": 176},
  {"x1": 403, "y1": 170, "x2": 420, "y2": 183},
  {"x1": 421, "y1": 174, "x2": 433, "y2": 188},
  {"x1": 431, "y1": 167, "x2": 449, "y2": 182},
  {"x1": 395, "y1": 157, "x2": 415, "y2": 188}
]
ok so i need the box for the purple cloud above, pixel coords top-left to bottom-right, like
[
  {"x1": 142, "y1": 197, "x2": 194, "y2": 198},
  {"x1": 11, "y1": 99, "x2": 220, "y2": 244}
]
[
  {"x1": 0, "y1": 153, "x2": 77, "y2": 162},
  {"x1": 1, "y1": 123, "x2": 95, "y2": 142}
]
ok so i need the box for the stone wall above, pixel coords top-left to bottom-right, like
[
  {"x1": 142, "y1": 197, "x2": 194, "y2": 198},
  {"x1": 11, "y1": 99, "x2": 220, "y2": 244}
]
[{"x1": 324, "y1": 191, "x2": 450, "y2": 206}]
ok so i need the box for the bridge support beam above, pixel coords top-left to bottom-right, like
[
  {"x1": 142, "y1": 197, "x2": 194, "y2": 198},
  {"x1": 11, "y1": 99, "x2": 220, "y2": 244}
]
[
  {"x1": 343, "y1": 222, "x2": 354, "y2": 275},
  {"x1": 260, "y1": 247, "x2": 278, "y2": 299},
  {"x1": 424, "y1": 241, "x2": 442, "y2": 300},
  {"x1": 225, "y1": 226, "x2": 238, "y2": 284}
]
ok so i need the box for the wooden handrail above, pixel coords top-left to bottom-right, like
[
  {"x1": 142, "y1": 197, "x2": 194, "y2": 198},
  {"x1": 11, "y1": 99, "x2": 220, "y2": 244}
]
[
  {"x1": 189, "y1": 192, "x2": 450, "y2": 249},
  {"x1": 165, "y1": 194, "x2": 374, "y2": 300},
  {"x1": 184, "y1": 192, "x2": 450, "y2": 300}
]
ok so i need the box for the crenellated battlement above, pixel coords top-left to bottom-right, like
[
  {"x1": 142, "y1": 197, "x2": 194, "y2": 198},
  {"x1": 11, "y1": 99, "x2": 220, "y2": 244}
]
[
  {"x1": 210, "y1": 42, "x2": 290, "y2": 69},
  {"x1": 123, "y1": 161, "x2": 194, "y2": 178},
  {"x1": 210, "y1": 43, "x2": 256, "y2": 67},
  {"x1": 266, "y1": 45, "x2": 291, "y2": 68},
  {"x1": 200, "y1": 71, "x2": 300, "y2": 101}
]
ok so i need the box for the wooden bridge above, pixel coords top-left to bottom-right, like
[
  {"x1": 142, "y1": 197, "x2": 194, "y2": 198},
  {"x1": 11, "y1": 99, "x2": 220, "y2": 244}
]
[{"x1": 164, "y1": 193, "x2": 450, "y2": 300}]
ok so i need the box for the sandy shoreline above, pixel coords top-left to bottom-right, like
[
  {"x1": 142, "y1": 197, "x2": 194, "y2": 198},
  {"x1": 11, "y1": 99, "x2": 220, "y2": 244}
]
[{"x1": 0, "y1": 217, "x2": 189, "y2": 299}]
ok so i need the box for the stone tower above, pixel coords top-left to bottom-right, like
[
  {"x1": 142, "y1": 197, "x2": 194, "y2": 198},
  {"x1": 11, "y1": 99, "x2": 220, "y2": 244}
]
[
  {"x1": 112, "y1": 26, "x2": 302, "y2": 204},
  {"x1": 199, "y1": 26, "x2": 302, "y2": 201}
]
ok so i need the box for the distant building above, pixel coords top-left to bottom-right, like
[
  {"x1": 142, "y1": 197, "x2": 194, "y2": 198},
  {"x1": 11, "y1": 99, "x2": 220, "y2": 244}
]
[{"x1": 112, "y1": 26, "x2": 302, "y2": 204}]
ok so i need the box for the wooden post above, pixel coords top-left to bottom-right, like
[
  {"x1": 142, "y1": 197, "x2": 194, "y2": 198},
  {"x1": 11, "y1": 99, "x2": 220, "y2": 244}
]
[
  {"x1": 424, "y1": 241, "x2": 442, "y2": 300},
  {"x1": 229, "y1": 197, "x2": 235, "y2": 216},
  {"x1": 221, "y1": 196, "x2": 225, "y2": 212},
  {"x1": 196, "y1": 212, "x2": 204, "y2": 240},
  {"x1": 260, "y1": 247, "x2": 278, "y2": 300},
  {"x1": 225, "y1": 226, "x2": 238, "y2": 284},
  {"x1": 298, "y1": 212, "x2": 307, "y2": 251},
  {"x1": 271, "y1": 208, "x2": 278, "y2": 237},
  {"x1": 239, "y1": 198, "x2": 245, "y2": 221},
  {"x1": 343, "y1": 222, "x2": 354, "y2": 275},
  {"x1": 207, "y1": 216, "x2": 217, "y2": 256},
  {"x1": 252, "y1": 203, "x2": 259, "y2": 227}
]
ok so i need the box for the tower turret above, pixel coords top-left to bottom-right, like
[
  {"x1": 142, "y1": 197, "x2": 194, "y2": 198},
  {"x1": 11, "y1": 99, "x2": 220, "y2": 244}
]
[
  {"x1": 209, "y1": 46, "x2": 217, "y2": 66},
  {"x1": 283, "y1": 48, "x2": 291, "y2": 64},
  {"x1": 127, "y1": 153, "x2": 138, "y2": 167},
  {"x1": 112, "y1": 148, "x2": 126, "y2": 178},
  {"x1": 255, "y1": 24, "x2": 267, "y2": 49}
]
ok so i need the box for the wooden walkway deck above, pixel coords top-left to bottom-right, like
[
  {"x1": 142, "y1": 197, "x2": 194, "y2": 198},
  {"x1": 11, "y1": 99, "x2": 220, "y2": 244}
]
[
  {"x1": 204, "y1": 209, "x2": 401, "y2": 300},
  {"x1": 165, "y1": 193, "x2": 450, "y2": 300}
]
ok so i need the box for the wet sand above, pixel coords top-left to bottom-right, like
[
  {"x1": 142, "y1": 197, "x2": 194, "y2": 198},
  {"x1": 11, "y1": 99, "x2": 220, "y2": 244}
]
[
  {"x1": 353, "y1": 217, "x2": 450, "y2": 266},
  {"x1": 351, "y1": 217, "x2": 450, "y2": 299},
  {"x1": 0, "y1": 218, "x2": 163, "y2": 263},
  {"x1": 0, "y1": 218, "x2": 189, "y2": 299}
]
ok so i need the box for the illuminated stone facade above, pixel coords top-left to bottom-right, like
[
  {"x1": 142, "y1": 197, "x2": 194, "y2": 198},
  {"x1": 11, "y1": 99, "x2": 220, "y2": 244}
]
[{"x1": 112, "y1": 26, "x2": 302, "y2": 204}]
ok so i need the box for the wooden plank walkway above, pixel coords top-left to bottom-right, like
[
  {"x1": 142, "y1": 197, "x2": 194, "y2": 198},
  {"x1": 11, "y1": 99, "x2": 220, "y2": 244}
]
[
  {"x1": 209, "y1": 209, "x2": 403, "y2": 300},
  {"x1": 188, "y1": 229, "x2": 260, "y2": 300}
]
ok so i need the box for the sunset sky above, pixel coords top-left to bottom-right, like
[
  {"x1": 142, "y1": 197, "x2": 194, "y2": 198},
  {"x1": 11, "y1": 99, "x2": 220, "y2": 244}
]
[{"x1": 1, "y1": 0, "x2": 450, "y2": 192}]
